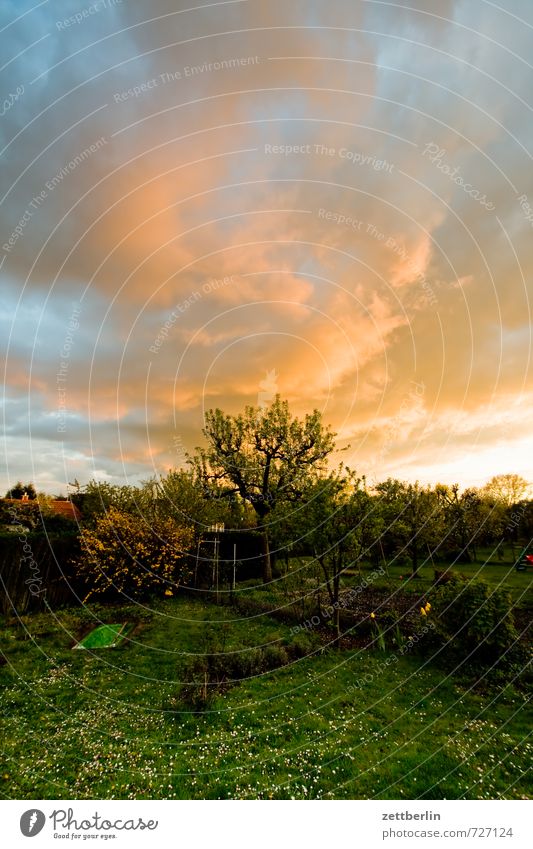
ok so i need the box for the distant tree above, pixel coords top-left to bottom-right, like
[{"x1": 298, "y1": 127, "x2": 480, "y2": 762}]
[
  {"x1": 301, "y1": 468, "x2": 379, "y2": 646},
  {"x1": 482, "y1": 474, "x2": 530, "y2": 508},
  {"x1": 5, "y1": 482, "x2": 37, "y2": 500},
  {"x1": 506, "y1": 499, "x2": 533, "y2": 547},
  {"x1": 435, "y1": 484, "x2": 490, "y2": 561},
  {"x1": 36, "y1": 492, "x2": 55, "y2": 509},
  {"x1": 375, "y1": 479, "x2": 442, "y2": 576},
  {"x1": 190, "y1": 396, "x2": 337, "y2": 581}
]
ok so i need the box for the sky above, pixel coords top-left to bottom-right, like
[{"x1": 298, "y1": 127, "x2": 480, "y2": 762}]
[{"x1": 1, "y1": 0, "x2": 533, "y2": 495}]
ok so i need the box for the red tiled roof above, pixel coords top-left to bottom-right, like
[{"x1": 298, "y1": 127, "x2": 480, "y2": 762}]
[{"x1": 49, "y1": 500, "x2": 82, "y2": 521}]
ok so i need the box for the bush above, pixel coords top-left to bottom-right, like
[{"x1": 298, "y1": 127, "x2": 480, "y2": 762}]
[
  {"x1": 262, "y1": 644, "x2": 289, "y2": 668},
  {"x1": 290, "y1": 632, "x2": 315, "y2": 657},
  {"x1": 178, "y1": 631, "x2": 292, "y2": 710},
  {"x1": 75, "y1": 507, "x2": 194, "y2": 601},
  {"x1": 429, "y1": 577, "x2": 520, "y2": 669}
]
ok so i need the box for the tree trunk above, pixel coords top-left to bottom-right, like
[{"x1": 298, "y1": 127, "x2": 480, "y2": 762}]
[
  {"x1": 460, "y1": 523, "x2": 472, "y2": 563},
  {"x1": 332, "y1": 573, "x2": 341, "y2": 649},
  {"x1": 333, "y1": 605, "x2": 340, "y2": 649},
  {"x1": 411, "y1": 541, "x2": 419, "y2": 577},
  {"x1": 262, "y1": 530, "x2": 272, "y2": 583}
]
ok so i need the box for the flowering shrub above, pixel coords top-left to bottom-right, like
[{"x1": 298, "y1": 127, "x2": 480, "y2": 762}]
[
  {"x1": 429, "y1": 577, "x2": 519, "y2": 668},
  {"x1": 76, "y1": 507, "x2": 194, "y2": 601}
]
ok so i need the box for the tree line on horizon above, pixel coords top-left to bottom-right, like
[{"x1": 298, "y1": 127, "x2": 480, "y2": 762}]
[{"x1": 3, "y1": 398, "x2": 531, "y2": 621}]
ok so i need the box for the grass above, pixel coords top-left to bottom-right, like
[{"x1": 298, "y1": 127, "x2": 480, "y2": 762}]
[
  {"x1": 0, "y1": 595, "x2": 530, "y2": 800},
  {"x1": 336, "y1": 548, "x2": 533, "y2": 609}
]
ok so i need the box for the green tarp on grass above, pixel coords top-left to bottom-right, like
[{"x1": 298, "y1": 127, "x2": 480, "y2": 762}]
[{"x1": 73, "y1": 623, "x2": 131, "y2": 649}]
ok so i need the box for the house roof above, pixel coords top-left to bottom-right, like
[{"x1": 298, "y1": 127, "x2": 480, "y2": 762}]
[
  {"x1": 2, "y1": 498, "x2": 82, "y2": 522},
  {"x1": 49, "y1": 500, "x2": 82, "y2": 521}
]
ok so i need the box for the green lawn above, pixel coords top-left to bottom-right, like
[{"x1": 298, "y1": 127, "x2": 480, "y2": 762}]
[
  {"x1": 338, "y1": 549, "x2": 533, "y2": 609},
  {"x1": 0, "y1": 597, "x2": 530, "y2": 800}
]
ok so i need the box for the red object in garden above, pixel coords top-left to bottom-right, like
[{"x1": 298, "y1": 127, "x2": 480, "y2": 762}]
[{"x1": 526, "y1": 555, "x2": 533, "y2": 564}]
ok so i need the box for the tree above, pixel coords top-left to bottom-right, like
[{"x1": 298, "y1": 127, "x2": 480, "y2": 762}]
[
  {"x1": 304, "y1": 469, "x2": 377, "y2": 647},
  {"x1": 375, "y1": 479, "x2": 442, "y2": 576},
  {"x1": 154, "y1": 469, "x2": 246, "y2": 543},
  {"x1": 72, "y1": 480, "x2": 139, "y2": 524},
  {"x1": 76, "y1": 507, "x2": 194, "y2": 601},
  {"x1": 5, "y1": 482, "x2": 37, "y2": 500},
  {"x1": 435, "y1": 484, "x2": 489, "y2": 561},
  {"x1": 505, "y1": 499, "x2": 533, "y2": 547},
  {"x1": 481, "y1": 474, "x2": 530, "y2": 508},
  {"x1": 190, "y1": 396, "x2": 337, "y2": 581}
]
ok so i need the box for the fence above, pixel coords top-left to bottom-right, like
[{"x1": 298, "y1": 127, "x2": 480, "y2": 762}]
[{"x1": 0, "y1": 532, "x2": 80, "y2": 615}]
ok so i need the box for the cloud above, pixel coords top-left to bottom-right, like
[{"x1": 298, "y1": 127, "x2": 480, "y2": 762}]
[{"x1": 1, "y1": 0, "x2": 533, "y2": 493}]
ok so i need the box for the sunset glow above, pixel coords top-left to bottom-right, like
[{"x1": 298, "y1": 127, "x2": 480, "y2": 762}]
[{"x1": 2, "y1": 0, "x2": 532, "y2": 493}]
